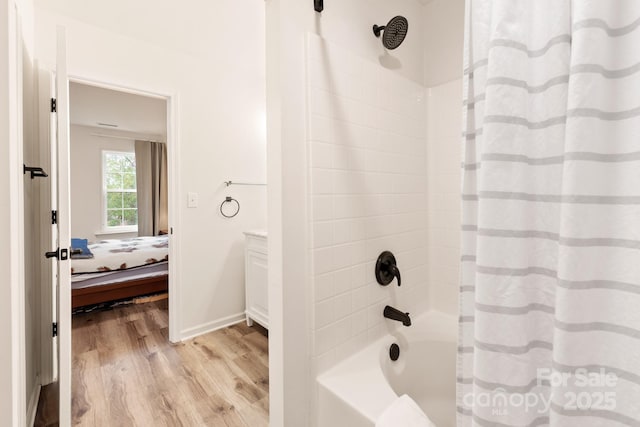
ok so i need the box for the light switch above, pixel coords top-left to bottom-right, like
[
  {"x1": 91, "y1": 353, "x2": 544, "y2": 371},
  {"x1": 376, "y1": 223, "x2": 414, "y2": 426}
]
[{"x1": 187, "y1": 192, "x2": 198, "y2": 208}]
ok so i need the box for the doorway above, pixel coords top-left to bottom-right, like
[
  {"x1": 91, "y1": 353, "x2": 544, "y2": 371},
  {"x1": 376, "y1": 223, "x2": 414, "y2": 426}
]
[
  {"x1": 67, "y1": 81, "x2": 171, "y2": 311},
  {"x1": 67, "y1": 81, "x2": 174, "y2": 422},
  {"x1": 35, "y1": 76, "x2": 180, "y2": 426}
]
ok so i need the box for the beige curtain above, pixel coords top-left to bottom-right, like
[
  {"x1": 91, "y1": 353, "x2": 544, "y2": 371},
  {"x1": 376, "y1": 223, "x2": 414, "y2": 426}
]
[{"x1": 135, "y1": 140, "x2": 168, "y2": 236}]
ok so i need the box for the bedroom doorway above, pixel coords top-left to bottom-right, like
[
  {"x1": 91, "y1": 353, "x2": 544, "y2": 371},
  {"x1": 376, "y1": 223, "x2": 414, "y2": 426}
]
[
  {"x1": 67, "y1": 81, "x2": 171, "y2": 313},
  {"x1": 65, "y1": 80, "x2": 175, "y2": 417}
]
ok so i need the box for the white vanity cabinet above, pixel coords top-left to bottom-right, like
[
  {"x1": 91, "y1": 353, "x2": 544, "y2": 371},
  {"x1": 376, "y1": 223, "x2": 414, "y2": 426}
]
[{"x1": 244, "y1": 231, "x2": 268, "y2": 329}]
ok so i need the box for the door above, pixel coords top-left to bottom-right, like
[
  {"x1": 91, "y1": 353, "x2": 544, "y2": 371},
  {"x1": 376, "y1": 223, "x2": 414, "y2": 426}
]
[
  {"x1": 53, "y1": 25, "x2": 72, "y2": 427},
  {"x1": 39, "y1": 68, "x2": 58, "y2": 385}
]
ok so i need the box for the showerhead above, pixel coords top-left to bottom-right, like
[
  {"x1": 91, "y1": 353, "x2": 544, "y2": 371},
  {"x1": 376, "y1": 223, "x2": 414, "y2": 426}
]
[{"x1": 373, "y1": 16, "x2": 409, "y2": 50}]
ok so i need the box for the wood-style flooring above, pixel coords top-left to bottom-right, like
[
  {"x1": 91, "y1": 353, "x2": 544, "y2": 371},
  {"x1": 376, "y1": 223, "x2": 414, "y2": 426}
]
[
  {"x1": 34, "y1": 383, "x2": 59, "y2": 427},
  {"x1": 35, "y1": 299, "x2": 269, "y2": 427}
]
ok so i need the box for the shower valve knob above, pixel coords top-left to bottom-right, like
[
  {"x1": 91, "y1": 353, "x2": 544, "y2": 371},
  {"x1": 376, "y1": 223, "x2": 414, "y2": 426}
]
[{"x1": 375, "y1": 251, "x2": 402, "y2": 287}]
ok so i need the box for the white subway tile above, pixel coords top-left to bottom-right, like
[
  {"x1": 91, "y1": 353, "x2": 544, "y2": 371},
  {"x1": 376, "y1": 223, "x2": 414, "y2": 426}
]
[
  {"x1": 363, "y1": 172, "x2": 394, "y2": 194},
  {"x1": 314, "y1": 273, "x2": 335, "y2": 302},
  {"x1": 333, "y1": 220, "x2": 353, "y2": 245},
  {"x1": 315, "y1": 325, "x2": 337, "y2": 356},
  {"x1": 442, "y1": 266, "x2": 461, "y2": 285},
  {"x1": 334, "y1": 317, "x2": 352, "y2": 346},
  {"x1": 310, "y1": 115, "x2": 337, "y2": 144},
  {"x1": 311, "y1": 168, "x2": 333, "y2": 195},
  {"x1": 368, "y1": 282, "x2": 390, "y2": 306},
  {"x1": 403, "y1": 265, "x2": 428, "y2": 288},
  {"x1": 332, "y1": 195, "x2": 353, "y2": 219},
  {"x1": 312, "y1": 222, "x2": 333, "y2": 248},
  {"x1": 351, "y1": 310, "x2": 368, "y2": 336},
  {"x1": 334, "y1": 292, "x2": 352, "y2": 321},
  {"x1": 366, "y1": 236, "x2": 397, "y2": 260},
  {"x1": 350, "y1": 218, "x2": 367, "y2": 241},
  {"x1": 312, "y1": 195, "x2": 333, "y2": 221},
  {"x1": 305, "y1": 37, "x2": 451, "y2": 363},
  {"x1": 432, "y1": 279, "x2": 460, "y2": 316},
  {"x1": 309, "y1": 59, "x2": 332, "y2": 92},
  {"x1": 333, "y1": 268, "x2": 352, "y2": 295},
  {"x1": 346, "y1": 124, "x2": 379, "y2": 150},
  {"x1": 351, "y1": 241, "x2": 367, "y2": 265},
  {"x1": 365, "y1": 216, "x2": 393, "y2": 239},
  {"x1": 349, "y1": 148, "x2": 368, "y2": 171},
  {"x1": 310, "y1": 142, "x2": 334, "y2": 169},
  {"x1": 351, "y1": 264, "x2": 367, "y2": 289},
  {"x1": 307, "y1": 34, "x2": 326, "y2": 62},
  {"x1": 313, "y1": 247, "x2": 333, "y2": 275},
  {"x1": 332, "y1": 145, "x2": 351, "y2": 170},
  {"x1": 394, "y1": 174, "x2": 427, "y2": 194},
  {"x1": 332, "y1": 244, "x2": 353, "y2": 270},
  {"x1": 400, "y1": 246, "x2": 428, "y2": 270},
  {"x1": 315, "y1": 299, "x2": 334, "y2": 329},
  {"x1": 352, "y1": 286, "x2": 368, "y2": 312}
]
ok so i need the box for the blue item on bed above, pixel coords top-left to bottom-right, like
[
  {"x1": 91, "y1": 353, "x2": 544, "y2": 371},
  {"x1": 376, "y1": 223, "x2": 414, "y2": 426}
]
[{"x1": 71, "y1": 238, "x2": 94, "y2": 259}]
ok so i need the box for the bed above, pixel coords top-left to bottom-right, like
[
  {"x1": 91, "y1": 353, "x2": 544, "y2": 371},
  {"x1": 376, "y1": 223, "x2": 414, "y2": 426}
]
[{"x1": 71, "y1": 236, "x2": 169, "y2": 309}]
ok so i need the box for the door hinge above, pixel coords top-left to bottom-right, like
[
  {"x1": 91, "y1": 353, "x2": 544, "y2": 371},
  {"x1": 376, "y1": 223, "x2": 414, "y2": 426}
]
[
  {"x1": 51, "y1": 98, "x2": 57, "y2": 113},
  {"x1": 51, "y1": 210, "x2": 57, "y2": 225},
  {"x1": 52, "y1": 322, "x2": 58, "y2": 337}
]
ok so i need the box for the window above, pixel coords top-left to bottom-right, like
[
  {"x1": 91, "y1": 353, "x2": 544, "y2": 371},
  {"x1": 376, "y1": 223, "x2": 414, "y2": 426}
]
[{"x1": 103, "y1": 151, "x2": 138, "y2": 231}]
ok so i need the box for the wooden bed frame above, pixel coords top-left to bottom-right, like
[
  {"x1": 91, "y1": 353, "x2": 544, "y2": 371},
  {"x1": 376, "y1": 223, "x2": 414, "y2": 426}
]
[{"x1": 72, "y1": 274, "x2": 168, "y2": 309}]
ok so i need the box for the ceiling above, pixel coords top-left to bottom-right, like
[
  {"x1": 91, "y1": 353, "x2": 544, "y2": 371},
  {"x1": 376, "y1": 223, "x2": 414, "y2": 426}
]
[{"x1": 69, "y1": 82, "x2": 167, "y2": 136}]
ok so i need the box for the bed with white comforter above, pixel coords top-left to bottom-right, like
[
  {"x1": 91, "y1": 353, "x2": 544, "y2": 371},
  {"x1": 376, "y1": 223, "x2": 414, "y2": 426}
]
[
  {"x1": 70, "y1": 236, "x2": 170, "y2": 306},
  {"x1": 71, "y1": 235, "x2": 169, "y2": 275}
]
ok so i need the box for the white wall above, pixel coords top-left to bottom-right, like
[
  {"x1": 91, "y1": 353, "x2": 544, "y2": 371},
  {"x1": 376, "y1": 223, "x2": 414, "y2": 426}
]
[
  {"x1": 307, "y1": 34, "x2": 428, "y2": 373},
  {"x1": 69, "y1": 125, "x2": 162, "y2": 241},
  {"x1": 303, "y1": 1, "x2": 426, "y2": 84},
  {"x1": 23, "y1": 14, "x2": 43, "y2": 423},
  {"x1": 423, "y1": 0, "x2": 465, "y2": 87},
  {"x1": 265, "y1": 1, "x2": 427, "y2": 424},
  {"x1": 426, "y1": 79, "x2": 463, "y2": 316},
  {"x1": 1, "y1": 0, "x2": 34, "y2": 424},
  {"x1": 34, "y1": 2, "x2": 267, "y2": 338}
]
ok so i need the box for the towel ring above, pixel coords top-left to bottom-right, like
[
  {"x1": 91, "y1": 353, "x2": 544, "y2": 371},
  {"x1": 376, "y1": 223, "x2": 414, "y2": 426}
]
[{"x1": 220, "y1": 196, "x2": 240, "y2": 218}]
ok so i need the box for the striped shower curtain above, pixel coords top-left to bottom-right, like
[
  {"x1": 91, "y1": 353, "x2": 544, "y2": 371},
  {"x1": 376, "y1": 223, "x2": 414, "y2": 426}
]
[{"x1": 458, "y1": 1, "x2": 640, "y2": 425}]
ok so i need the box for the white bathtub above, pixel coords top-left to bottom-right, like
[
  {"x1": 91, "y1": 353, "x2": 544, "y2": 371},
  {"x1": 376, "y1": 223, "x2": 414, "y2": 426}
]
[{"x1": 317, "y1": 311, "x2": 457, "y2": 427}]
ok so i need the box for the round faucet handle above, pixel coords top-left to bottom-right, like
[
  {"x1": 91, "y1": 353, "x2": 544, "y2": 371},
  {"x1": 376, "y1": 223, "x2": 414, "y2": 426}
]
[{"x1": 375, "y1": 251, "x2": 402, "y2": 286}]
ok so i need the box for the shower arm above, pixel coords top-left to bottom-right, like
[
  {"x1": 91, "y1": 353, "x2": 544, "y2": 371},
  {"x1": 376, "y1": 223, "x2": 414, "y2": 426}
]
[{"x1": 373, "y1": 25, "x2": 386, "y2": 37}]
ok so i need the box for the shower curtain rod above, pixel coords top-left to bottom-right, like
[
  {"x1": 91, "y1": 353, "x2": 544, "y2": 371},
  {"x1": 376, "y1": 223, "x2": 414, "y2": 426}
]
[{"x1": 89, "y1": 132, "x2": 164, "y2": 143}]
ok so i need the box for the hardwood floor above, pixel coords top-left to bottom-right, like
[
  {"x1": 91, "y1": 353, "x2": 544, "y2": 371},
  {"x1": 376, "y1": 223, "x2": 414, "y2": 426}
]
[
  {"x1": 34, "y1": 383, "x2": 59, "y2": 427},
  {"x1": 36, "y1": 299, "x2": 269, "y2": 427}
]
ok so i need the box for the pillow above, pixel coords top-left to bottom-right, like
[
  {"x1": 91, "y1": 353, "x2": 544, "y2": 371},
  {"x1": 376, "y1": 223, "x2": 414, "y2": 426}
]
[{"x1": 71, "y1": 238, "x2": 94, "y2": 259}]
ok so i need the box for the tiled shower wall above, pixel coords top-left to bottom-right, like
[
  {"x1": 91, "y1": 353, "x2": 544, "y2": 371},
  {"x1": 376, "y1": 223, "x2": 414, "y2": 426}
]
[
  {"x1": 306, "y1": 34, "x2": 429, "y2": 373},
  {"x1": 426, "y1": 79, "x2": 463, "y2": 316}
]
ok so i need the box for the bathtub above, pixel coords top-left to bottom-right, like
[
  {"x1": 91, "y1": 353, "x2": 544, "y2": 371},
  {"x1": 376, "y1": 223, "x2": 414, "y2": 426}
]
[{"x1": 317, "y1": 311, "x2": 457, "y2": 427}]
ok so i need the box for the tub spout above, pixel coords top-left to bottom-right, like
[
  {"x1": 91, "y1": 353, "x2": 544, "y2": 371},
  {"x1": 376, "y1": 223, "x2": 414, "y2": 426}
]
[{"x1": 383, "y1": 305, "x2": 411, "y2": 326}]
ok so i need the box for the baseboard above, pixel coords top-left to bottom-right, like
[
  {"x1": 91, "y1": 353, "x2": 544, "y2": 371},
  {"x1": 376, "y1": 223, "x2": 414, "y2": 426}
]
[
  {"x1": 179, "y1": 312, "x2": 246, "y2": 342},
  {"x1": 27, "y1": 382, "x2": 41, "y2": 427}
]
